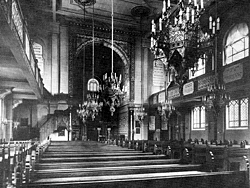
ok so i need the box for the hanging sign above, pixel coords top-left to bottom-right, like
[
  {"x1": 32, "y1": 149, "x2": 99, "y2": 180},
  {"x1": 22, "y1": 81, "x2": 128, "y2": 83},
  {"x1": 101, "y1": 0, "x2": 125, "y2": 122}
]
[
  {"x1": 183, "y1": 81, "x2": 194, "y2": 95},
  {"x1": 223, "y1": 63, "x2": 243, "y2": 83},
  {"x1": 168, "y1": 87, "x2": 180, "y2": 100}
]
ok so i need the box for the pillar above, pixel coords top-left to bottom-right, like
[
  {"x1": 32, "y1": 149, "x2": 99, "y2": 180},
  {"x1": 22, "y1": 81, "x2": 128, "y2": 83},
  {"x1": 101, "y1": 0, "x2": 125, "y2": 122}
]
[
  {"x1": 60, "y1": 25, "x2": 69, "y2": 94},
  {"x1": 51, "y1": 23, "x2": 60, "y2": 94}
]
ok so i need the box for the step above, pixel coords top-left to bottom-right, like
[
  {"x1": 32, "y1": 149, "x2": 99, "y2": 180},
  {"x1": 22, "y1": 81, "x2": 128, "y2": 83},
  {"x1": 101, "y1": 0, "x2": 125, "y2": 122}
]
[
  {"x1": 33, "y1": 164, "x2": 202, "y2": 179},
  {"x1": 36, "y1": 159, "x2": 180, "y2": 170},
  {"x1": 42, "y1": 152, "x2": 153, "y2": 158},
  {"x1": 27, "y1": 171, "x2": 248, "y2": 188},
  {"x1": 39, "y1": 154, "x2": 168, "y2": 163}
]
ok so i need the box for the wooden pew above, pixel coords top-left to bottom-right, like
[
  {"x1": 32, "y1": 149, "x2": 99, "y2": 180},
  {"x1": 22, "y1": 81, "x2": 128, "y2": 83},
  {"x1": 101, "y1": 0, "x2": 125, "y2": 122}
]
[
  {"x1": 0, "y1": 138, "x2": 50, "y2": 188},
  {"x1": 225, "y1": 146, "x2": 250, "y2": 171}
]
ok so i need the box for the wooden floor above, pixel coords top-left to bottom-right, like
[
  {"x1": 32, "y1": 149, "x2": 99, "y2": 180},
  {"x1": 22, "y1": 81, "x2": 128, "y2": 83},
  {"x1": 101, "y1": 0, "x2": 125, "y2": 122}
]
[{"x1": 26, "y1": 141, "x2": 248, "y2": 188}]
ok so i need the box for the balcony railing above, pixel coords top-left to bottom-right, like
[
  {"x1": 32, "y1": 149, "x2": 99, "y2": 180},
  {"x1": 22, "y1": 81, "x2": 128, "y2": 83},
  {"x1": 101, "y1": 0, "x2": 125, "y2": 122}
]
[{"x1": 1, "y1": 0, "x2": 44, "y2": 96}]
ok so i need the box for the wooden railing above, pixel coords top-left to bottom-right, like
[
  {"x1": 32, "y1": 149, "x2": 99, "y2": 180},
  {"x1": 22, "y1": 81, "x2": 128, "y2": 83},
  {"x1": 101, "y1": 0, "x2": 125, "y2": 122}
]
[
  {"x1": 0, "y1": 0, "x2": 44, "y2": 96},
  {"x1": 0, "y1": 138, "x2": 50, "y2": 188}
]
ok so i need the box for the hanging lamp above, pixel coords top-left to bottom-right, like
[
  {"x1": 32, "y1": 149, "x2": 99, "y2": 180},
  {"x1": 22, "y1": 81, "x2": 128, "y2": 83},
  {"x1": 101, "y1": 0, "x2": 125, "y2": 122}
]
[
  {"x1": 76, "y1": 1, "x2": 103, "y2": 121},
  {"x1": 102, "y1": 0, "x2": 125, "y2": 116}
]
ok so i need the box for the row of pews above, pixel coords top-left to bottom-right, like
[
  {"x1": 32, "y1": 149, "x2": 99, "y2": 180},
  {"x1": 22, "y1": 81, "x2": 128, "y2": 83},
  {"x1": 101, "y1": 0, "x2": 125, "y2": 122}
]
[
  {"x1": 0, "y1": 138, "x2": 51, "y2": 188},
  {"x1": 106, "y1": 139, "x2": 250, "y2": 172}
]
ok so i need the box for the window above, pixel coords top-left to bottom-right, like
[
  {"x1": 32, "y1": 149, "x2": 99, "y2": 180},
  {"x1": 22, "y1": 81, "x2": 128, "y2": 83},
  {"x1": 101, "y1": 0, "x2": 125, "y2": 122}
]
[
  {"x1": 224, "y1": 23, "x2": 249, "y2": 65},
  {"x1": 33, "y1": 42, "x2": 44, "y2": 76},
  {"x1": 87, "y1": 78, "x2": 99, "y2": 92},
  {"x1": 189, "y1": 54, "x2": 206, "y2": 79},
  {"x1": 226, "y1": 98, "x2": 248, "y2": 129},
  {"x1": 191, "y1": 106, "x2": 206, "y2": 130}
]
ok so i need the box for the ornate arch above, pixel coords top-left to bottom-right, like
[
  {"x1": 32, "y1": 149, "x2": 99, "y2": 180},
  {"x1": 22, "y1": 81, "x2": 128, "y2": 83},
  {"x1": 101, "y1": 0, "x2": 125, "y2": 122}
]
[{"x1": 76, "y1": 38, "x2": 130, "y2": 100}]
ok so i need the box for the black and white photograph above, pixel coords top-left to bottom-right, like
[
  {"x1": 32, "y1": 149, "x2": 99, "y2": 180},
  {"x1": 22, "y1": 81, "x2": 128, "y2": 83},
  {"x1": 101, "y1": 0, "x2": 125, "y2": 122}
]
[{"x1": 0, "y1": 0, "x2": 250, "y2": 187}]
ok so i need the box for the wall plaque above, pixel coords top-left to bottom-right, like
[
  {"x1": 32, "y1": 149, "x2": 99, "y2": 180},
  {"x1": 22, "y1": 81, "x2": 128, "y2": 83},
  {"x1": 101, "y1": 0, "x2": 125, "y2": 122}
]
[
  {"x1": 153, "y1": 60, "x2": 165, "y2": 87},
  {"x1": 168, "y1": 87, "x2": 180, "y2": 100},
  {"x1": 223, "y1": 63, "x2": 243, "y2": 83},
  {"x1": 183, "y1": 81, "x2": 194, "y2": 95},
  {"x1": 198, "y1": 75, "x2": 216, "y2": 91}
]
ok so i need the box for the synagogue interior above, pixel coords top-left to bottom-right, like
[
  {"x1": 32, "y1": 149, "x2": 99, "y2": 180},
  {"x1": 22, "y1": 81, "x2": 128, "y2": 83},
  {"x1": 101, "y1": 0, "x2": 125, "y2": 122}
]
[{"x1": 0, "y1": 0, "x2": 250, "y2": 187}]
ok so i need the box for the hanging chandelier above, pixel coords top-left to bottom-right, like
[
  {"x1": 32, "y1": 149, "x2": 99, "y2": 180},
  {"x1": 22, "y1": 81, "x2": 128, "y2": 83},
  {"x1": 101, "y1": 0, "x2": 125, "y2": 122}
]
[
  {"x1": 135, "y1": 106, "x2": 147, "y2": 122},
  {"x1": 101, "y1": 0, "x2": 126, "y2": 116},
  {"x1": 150, "y1": 0, "x2": 206, "y2": 83},
  {"x1": 203, "y1": 79, "x2": 230, "y2": 117},
  {"x1": 158, "y1": 100, "x2": 175, "y2": 119},
  {"x1": 76, "y1": 1, "x2": 103, "y2": 122}
]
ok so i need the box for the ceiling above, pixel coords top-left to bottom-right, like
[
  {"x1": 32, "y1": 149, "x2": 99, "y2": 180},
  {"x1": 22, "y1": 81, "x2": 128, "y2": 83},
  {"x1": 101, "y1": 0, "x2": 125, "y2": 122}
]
[{"x1": 19, "y1": 0, "x2": 217, "y2": 35}]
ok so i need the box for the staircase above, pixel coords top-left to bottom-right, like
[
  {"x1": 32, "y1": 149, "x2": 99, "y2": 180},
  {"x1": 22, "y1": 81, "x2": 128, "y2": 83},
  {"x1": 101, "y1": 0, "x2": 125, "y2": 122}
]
[{"x1": 26, "y1": 141, "x2": 248, "y2": 188}]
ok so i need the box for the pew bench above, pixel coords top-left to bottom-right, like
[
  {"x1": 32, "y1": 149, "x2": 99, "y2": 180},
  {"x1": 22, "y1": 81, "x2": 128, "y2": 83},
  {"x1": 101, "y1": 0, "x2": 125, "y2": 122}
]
[{"x1": 225, "y1": 146, "x2": 250, "y2": 171}]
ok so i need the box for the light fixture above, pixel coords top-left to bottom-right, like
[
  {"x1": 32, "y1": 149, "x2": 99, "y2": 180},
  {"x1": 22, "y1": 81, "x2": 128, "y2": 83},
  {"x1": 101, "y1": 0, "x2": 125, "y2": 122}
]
[
  {"x1": 102, "y1": 0, "x2": 126, "y2": 116},
  {"x1": 135, "y1": 106, "x2": 147, "y2": 122},
  {"x1": 76, "y1": 1, "x2": 103, "y2": 121},
  {"x1": 150, "y1": 0, "x2": 206, "y2": 84},
  {"x1": 203, "y1": 80, "x2": 230, "y2": 117},
  {"x1": 158, "y1": 100, "x2": 175, "y2": 118}
]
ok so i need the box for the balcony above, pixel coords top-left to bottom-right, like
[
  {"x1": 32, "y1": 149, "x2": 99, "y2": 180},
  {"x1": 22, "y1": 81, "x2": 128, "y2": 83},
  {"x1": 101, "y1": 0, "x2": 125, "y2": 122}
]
[{"x1": 0, "y1": 0, "x2": 44, "y2": 100}]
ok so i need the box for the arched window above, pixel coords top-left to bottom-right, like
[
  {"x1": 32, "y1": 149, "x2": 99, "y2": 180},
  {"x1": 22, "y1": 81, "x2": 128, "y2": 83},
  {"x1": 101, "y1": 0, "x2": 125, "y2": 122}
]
[
  {"x1": 191, "y1": 106, "x2": 206, "y2": 130},
  {"x1": 87, "y1": 78, "x2": 99, "y2": 92},
  {"x1": 224, "y1": 23, "x2": 249, "y2": 65},
  {"x1": 33, "y1": 42, "x2": 44, "y2": 76}
]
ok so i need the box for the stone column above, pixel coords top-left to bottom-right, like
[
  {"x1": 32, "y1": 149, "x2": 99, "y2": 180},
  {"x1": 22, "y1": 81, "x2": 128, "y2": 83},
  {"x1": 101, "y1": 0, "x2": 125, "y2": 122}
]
[
  {"x1": 51, "y1": 23, "x2": 60, "y2": 95},
  {"x1": 60, "y1": 25, "x2": 69, "y2": 94}
]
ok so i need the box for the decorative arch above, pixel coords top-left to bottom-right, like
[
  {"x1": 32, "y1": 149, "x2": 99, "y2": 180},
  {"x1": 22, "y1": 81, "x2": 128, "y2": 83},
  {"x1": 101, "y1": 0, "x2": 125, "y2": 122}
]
[
  {"x1": 76, "y1": 38, "x2": 129, "y2": 68},
  {"x1": 76, "y1": 38, "x2": 130, "y2": 100}
]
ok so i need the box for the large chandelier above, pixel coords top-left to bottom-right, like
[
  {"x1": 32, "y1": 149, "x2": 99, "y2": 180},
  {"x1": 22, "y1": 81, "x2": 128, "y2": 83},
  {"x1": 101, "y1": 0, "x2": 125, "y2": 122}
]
[
  {"x1": 102, "y1": 0, "x2": 126, "y2": 116},
  {"x1": 76, "y1": 1, "x2": 103, "y2": 121},
  {"x1": 150, "y1": 0, "x2": 205, "y2": 83}
]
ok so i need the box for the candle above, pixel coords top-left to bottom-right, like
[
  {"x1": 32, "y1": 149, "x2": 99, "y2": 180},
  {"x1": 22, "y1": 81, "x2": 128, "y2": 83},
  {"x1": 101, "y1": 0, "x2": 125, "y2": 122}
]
[
  {"x1": 186, "y1": 7, "x2": 190, "y2": 21},
  {"x1": 212, "y1": 21, "x2": 215, "y2": 34},
  {"x1": 217, "y1": 17, "x2": 220, "y2": 30},
  {"x1": 167, "y1": 0, "x2": 170, "y2": 8},
  {"x1": 152, "y1": 20, "x2": 156, "y2": 34},
  {"x1": 159, "y1": 18, "x2": 162, "y2": 31},
  {"x1": 194, "y1": 0, "x2": 197, "y2": 6},
  {"x1": 209, "y1": 16, "x2": 212, "y2": 30},
  {"x1": 163, "y1": 0, "x2": 166, "y2": 13},
  {"x1": 191, "y1": 9, "x2": 195, "y2": 24},
  {"x1": 201, "y1": 0, "x2": 204, "y2": 9}
]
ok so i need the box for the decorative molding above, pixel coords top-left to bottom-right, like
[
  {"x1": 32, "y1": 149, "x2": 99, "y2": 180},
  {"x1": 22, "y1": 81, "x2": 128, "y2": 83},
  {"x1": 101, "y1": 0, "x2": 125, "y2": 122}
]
[{"x1": 0, "y1": 89, "x2": 12, "y2": 99}]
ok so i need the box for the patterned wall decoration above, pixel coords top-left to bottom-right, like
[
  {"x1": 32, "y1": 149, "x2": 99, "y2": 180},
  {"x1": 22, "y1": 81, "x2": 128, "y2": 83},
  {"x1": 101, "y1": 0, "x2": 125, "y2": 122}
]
[
  {"x1": 68, "y1": 32, "x2": 76, "y2": 97},
  {"x1": 118, "y1": 111, "x2": 128, "y2": 136},
  {"x1": 130, "y1": 40, "x2": 135, "y2": 102}
]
